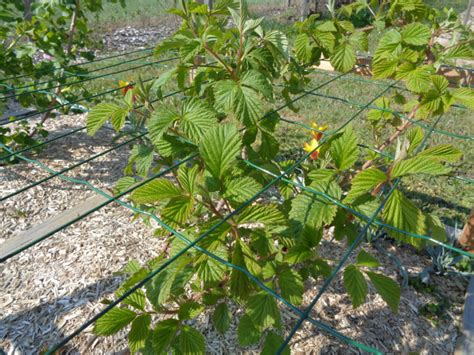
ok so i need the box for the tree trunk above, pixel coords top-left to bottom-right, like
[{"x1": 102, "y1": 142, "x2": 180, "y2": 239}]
[{"x1": 459, "y1": 209, "x2": 474, "y2": 253}]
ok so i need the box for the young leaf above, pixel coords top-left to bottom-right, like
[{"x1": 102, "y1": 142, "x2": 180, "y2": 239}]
[
  {"x1": 246, "y1": 292, "x2": 281, "y2": 330},
  {"x1": 199, "y1": 125, "x2": 242, "y2": 180},
  {"x1": 294, "y1": 33, "x2": 313, "y2": 64},
  {"x1": 130, "y1": 179, "x2": 182, "y2": 204},
  {"x1": 391, "y1": 156, "x2": 449, "y2": 178},
  {"x1": 150, "y1": 319, "x2": 179, "y2": 353},
  {"x1": 237, "y1": 314, "x2": 260, "y2": 346},
  {"x1": 173, "y1": 325, "x2": 205, "y2": 355},
  {"x1": 366, "y1": 272, "x2": 401, "y2": 313},
  {"x1": 395, "y1": 63, "x2": 433, "y2": 93},
  {"x1": 147, "y1": 106, "x2": 179, "y2": 146},
  {"x1": 179, "y1": 301, "x2": 205, "y2": 320},
  {"x1": 417, "y1": 144, "x2": 462, "y2": 163},
  {"x1": 87, "y1": 103, "x2": 126, "y2": 135},
  {"x1": 330, "y1": 41, "x2": 356, "y2": 73},
  {"x1": 128, "y1": 314, "x2": 151, "y2": 353},
  {"x1": 356, "y1": 250, "x2": 380, "y2": 268},
  {"x1": 330, "y1": 126, "x2": 359, "y2": 170},
  {"x1": 343, "y1": 265, "x2": 368, "y2": 308},
  {"x1": 94, "y1": 308, "x2": 136, "y2": 336},
  {"x1": 401, "y1": 22, "x2": 431, "y2": 46},
  {"x1": 162, "y1": 196, "x2": 194, "y2": 226},
  {"x1": 146, "y1": 265, "x2": 178, "y2": 308},
  {"x1": 212, "y1": 303, "x2": 231, "y2": 333},
  {"x1": 262, "y1": 332, "x2": 290, "y2": 355},
  {"x1": 383, "y1": 189, "x2": 426, "y2": 249},
  {"x1": 278, "y1": 267, "x2": 304, "y2": 305},
  {"x1": 346, "y1": 168, "x2": 386, "y2": 202},
  {"x1": 452, "y1": 87, "x2": 474, "y2": 109}
]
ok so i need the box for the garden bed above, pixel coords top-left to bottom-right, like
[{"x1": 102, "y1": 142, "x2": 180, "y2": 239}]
[{"x1": 0, "y1": 113, "x2": 469, "y2": 354}]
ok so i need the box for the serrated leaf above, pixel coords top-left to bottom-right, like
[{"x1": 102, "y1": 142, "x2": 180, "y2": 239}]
[
  {"x1": 199, "y1": 125, "x2": 241, "y2": 180},
  {"x1": 223, "y1": 176, "x2": 261, "y2": 203},
  {"x1": 115, "y1": 176, "x2": 136, "y2": 194},
  {"x1": 406, "y1": 126, "x2": 424, "y2": 154},
  {"x1": 181, "y1": 99, "x2": 218, "y2": 143},
  {"x1": 383, "y1": 189, "x2": 426, "y2": 249},
  {"x1": 426, "y1": 214, "x2": 447, "y2": 243},
  {"x1": 147, "y1": 106, "x2": 179, "y2": 146},
  {"x1": 150, "y1": 319, "x2": 179, "y2": 353},
  {"x1": 396, "y1": 63, "x2": 433, "y2": 93},
  {"x1": 401, "y1": 22, "x2": 431, "y2": 46},
  {"x1": 162, "y1": 196, "x2": 194, "y2": 226},
  {"x1": 330, "y1": 126, "x2": 359, "y2": 170},
  {"x1": 366, "y1": 271, "x2": 400, "y2": 313},
  {"x1": 346, "y1": 168, "x2": 386, "y2": 202},
  {"x1": 374, "y1": 29, "x2": 402, "y2": 56},
  {"x1": 356, "y1": 250, "x2": 380, "y2": 268},
  {"x1": 214, "y1": 79, "x2": 263, "y2": 126},
  {"x1": 212, "y1": 303, "x2": 231, "y2": 333},
  {"x1": 452, "y1": 87, "x2": 474, "y2": 109},
  {"x1": 173, "y1": 325, "x2": 205, "y2": 355},
  {"x1": 146, "y1": 265, "x2": 178, "y2": 308},
  {"x1": 94, "y1": 308, "x2": 136, "y2": 336},
  {"x1": 238, "y1": 314, "x2": 260, "y2": 346},
  {"x1": 87, "y1": 103, "x2": 125, "y2": 135},
  {"x1": 237, "y1": 204, "x2": 286, "y2": 226},
  {"x1": 279, "y1": 267, "x2": 304, "y2": 305},
  {"x1": 262, "y1": 332, "x2": 290, "y2": 355},
  {"x1": 330, "y1": 41, "x2": 356, "y2": 73},
  {"x1": 246, "y1": 292, "x2": 281, "y2": 330},
  {"x1": 241, "y1": 69, "x2": 273, "y2": 100},
  {"x1": 179, "y1": 301, "x2": 204, "y2": 320},
  {"x1": 129, "y1": 314, "x2": 151, "y2": 354},
  {"x1": 177, "y1": 164, "x2": 200, "y2": 194},
  {"x1": 294, "y1": 33, "x2": 313, "y2": 64},
  {"x1": 130, "y1": 179, "x2": 182, "y2": 204},
  {"x1": 391, "y1": 156, "x2": 449, "y2": 178},
  {"x1": 343, "y1": 265, "x2": 368, "y2": 308},
  {"x1": 230, "y1": 242, "x2": 252, "y2": 300},
  {"x1": 417, "y1": 144, "x2": 462, "y2": 163}
]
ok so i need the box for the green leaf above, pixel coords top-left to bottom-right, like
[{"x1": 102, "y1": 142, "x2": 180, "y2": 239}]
[
  {"x1": 262, "y1": 332, "x2": 290, "y2": 355},
  {"x1": 330, "y1": 126, "x2": 359, "y2": 170},
  {"x1": 212, "y1": 303, "x2": 231, "y2": 333},
  {"x1": 401, "y1": 22, "x2": 431, "y2": 46},
  {"x1": 181, "y1": 99, "x2": 218, "y2": 142},
  {"x1": 241, "y1": 69, "x2": 273, "y2": 100},
  {"x1": 147, "y1": 106, "x2": 179, "y2": 146},
  {"x1": 426, "y1": 214, "x2": 447, "y2": 243},
  {"x1": 87, "y1": 103, "x2": 126, "y2": 135},
  {"x1": 178, "y1": 164, "x2": 200, "y2": 194},
  {"x1": 179, "y1": 301, "x2": 204, "y2": 321},
  {"x1": 356, "y1": 250, "x2": 380, "y2": 268},
  {"x1": 279, "y1": 267, "x2": 304, "y2": 305},
  {"x1": 396, "y1": 63, "x2": 433, "y2": 93},
  {"x1": 417, "y1": 144, "x2": 462, "y2": 163},
  {"x1": 223, "y1": 176, "x2": 261, "y2": 204},
  {"x1": 130, "y1": 179, "x2": 182, "y2": 204},
  {"x1": 383, "y1": 189, "x2": 426, "y2": 249},
  {"x1": 94, "y1": 308, "x2": 136, "y2": 335},
  {"x1": 129, "y1": 314, "x2": 151, "y2": 354},
  {"x1": 173, "y1": 325, "x2": 205, "y2": 355},
  {"x1": 406, "y1": 126, "x2": 424, "y2": 154},
  {"x1": 162, "y1": 196, "x2": 194, "y2": 226},
  {"x1": 374, "y1": 29, "x2": 402, "y2": 56},
  {"x1": 294, "y1": 33, "x2": 313, "y2": 64},
  {"x1": 366, "y1": 271, "x2": 401, "y2": 313},
  {"x1": 199, "y1": 125, "x2": 242, "y2": 180},
  {"x1": 238, "y1": 314, "x2": 260, "y2": 346},
  {"x1": 230, "y1": 242, "x2": 253, "y2": 300},
  {"x1": 330, "y1": 41, "x2": 356, "y2": 73},
  {"x1": 343, "y1": 265, "x2": 368, "y2": 308},
  {"x1": 150, "y1": 319, "x2": 179, "y2": 353},
  {"x1": 346, "y1": 168, "x2": 386, "y2": 202},
  {"x1": 146, "y1": 265, "x2": 178, "y2": 308},
  {"x1": 452, "y1": 87, "x2": 474, "y2": 109},
  {"x1": 391, "y1": 156, "x2": 449, "y2": 178},
  {"x1": 237, "y1": 204, "x2": 286, "y2": 226},
  {"x1": 214, "y1": 79, "x2": 263, "y2": 126},
  {"x1": 246, "y1": 292, "x2": 281, "y2": 330}
]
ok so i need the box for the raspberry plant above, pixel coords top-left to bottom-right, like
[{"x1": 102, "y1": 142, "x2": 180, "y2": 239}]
[{"x1": 86, "y1": 0, "x2": 473, "y2": 353}]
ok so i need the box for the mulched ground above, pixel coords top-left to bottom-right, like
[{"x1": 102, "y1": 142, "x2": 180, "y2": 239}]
[{"x1": 0, "y1": 113, "x2": 469, "y2": 354}]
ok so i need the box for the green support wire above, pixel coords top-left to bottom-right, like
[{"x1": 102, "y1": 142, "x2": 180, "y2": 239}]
[
  {"x1": 1, "y1": 57, "x2": 177, "y2": 126},
  {"x1": 1, "y1": 51, "x2": 155, "y2": 93},
  {"x1": 0, "y1": 47, "x2": 154, "y2": 83},
  {"x1": 277, "y1": 114, "x2": 448, "y2": 353},
  {"x1": 0, "y1": 56, "x2": 178, "y2": 101}
]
